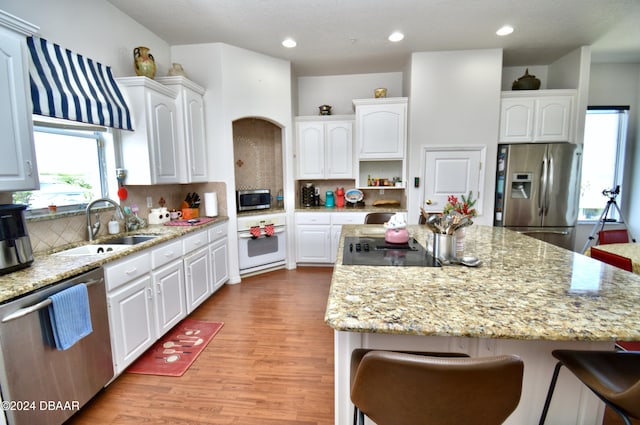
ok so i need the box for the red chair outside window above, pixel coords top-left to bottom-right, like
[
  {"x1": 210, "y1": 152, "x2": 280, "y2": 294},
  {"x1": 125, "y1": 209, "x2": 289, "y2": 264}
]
[{"x1": 598, "y1": 229, "x2": 630, "y2": 245}]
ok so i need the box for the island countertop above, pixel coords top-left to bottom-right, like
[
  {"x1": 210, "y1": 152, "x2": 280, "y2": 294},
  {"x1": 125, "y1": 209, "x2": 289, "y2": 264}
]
[{"x1": 325, "y1": 224, "x2": 640, "y2": 342}]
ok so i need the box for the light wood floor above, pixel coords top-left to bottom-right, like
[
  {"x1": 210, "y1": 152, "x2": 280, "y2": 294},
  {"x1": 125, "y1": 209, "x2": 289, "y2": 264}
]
[
  {"x1": 66, "y1": 266, "x2": 634, "y2": 425},
  {"x1": 68, "y1": 267, "x2": 335, "y2": 425}
]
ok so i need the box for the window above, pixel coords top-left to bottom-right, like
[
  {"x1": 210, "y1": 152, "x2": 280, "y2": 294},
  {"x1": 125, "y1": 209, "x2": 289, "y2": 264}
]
[
  {"x1": 12, "y1": 117, "x2": 117, "y2": 212},
  {"x1": 578, "y1": 107, "x2": 629, "y2": 221}
]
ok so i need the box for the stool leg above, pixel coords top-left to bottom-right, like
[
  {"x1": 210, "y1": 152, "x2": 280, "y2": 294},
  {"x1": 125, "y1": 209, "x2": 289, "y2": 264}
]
[
  {"x1": 539, "y1": 362, "x2": 563, "y2": 425},
  {"x1": 358, "y1": 409, "x2": 365, "y2": 425},
  {"x1": 353, "y1": 406, "x2": 358, "y2": 425}
]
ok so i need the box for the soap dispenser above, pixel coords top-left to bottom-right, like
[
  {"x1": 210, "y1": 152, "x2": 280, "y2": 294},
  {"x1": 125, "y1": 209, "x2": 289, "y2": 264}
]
[{"x1": 108, "y1": 217, "x2": 120, "y2": 234}]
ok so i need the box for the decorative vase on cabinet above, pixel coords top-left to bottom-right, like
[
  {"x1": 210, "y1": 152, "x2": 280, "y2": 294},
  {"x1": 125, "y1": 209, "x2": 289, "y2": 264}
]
[{"x1": 133, "y1": 46, "x2": 156, "y2": 79}]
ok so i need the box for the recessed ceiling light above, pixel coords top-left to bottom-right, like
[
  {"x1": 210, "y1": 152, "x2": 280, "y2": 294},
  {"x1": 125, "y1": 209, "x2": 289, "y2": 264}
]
[
  {"x1": 282, "y1": 38, "x2": 297, "y2": 48},
  {"x1": 388, "y1": 31, "x2": 405, "y2": 42},
  {"x1": 496, "y1": 26, "x2": 514, "y2": 36}
]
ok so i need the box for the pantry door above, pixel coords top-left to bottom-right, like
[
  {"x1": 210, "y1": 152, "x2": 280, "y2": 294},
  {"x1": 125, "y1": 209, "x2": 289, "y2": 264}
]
[{"x1": 423, "y1": 147, "x2": 484, "y2": 214}]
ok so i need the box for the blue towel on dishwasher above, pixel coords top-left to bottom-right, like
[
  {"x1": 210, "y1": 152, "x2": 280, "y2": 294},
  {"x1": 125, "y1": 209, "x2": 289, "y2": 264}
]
[{"x1": 48, "y1": 283, "x2": 93, "y2": 350}]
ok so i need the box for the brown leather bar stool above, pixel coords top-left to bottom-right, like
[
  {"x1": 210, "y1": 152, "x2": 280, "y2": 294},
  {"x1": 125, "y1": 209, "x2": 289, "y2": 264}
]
[
  {"x1": 350, "y1": 349, "x2": 524, "y2": 425},
  {"x1": 364, "y1": 212, "x2": 395, "y2": 224},
  {"x1": 538, "y1": 350, "x2": 640, "y2": 425}
]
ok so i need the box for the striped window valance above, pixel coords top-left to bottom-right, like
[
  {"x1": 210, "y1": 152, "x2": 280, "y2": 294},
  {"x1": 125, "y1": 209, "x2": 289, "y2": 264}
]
[{"x1": 27, "y1": 36, "x2": 133, "y2": 131}]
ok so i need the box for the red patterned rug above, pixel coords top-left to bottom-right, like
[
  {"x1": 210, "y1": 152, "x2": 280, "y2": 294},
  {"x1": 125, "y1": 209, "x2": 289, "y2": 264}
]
[{"x1": 127, "y1": 319, "x2": 224, "y2": 377}]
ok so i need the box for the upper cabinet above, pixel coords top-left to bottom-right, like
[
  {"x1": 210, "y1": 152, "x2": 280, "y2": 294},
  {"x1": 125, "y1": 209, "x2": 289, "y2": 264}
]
[
  {"x1": 0, "y1": 11, "x2": 39, "y2": 192},
  {"x1": 499, "y1": 90, "x2": 576, "y2": 143},
  {"x1": 155, "y1": 76, "x2": 208, "y2": 183},
  {"x1": 353, "y1": 98, "x2": 407, "y2": 159},
  {"x1": 116, "y1": 77, "x2": 180, "y2": 185},
  {"x1": 296, "y1": 116, "x2": 353, "y2": 180}
]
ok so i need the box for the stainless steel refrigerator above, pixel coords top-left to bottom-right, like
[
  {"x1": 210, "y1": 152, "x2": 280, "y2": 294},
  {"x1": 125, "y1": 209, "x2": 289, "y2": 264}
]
[{"x1": 494, "y1": 143, "x2": 583, "y2": 250}]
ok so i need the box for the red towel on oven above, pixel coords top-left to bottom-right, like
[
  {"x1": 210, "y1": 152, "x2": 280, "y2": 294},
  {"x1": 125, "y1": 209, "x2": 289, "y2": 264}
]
[
  {"x1": 250, "y1": 226, "x2": 261, "y2": 238},
  {"x1": 264, "y1": 223, "x2": 274, "y2": 236}
]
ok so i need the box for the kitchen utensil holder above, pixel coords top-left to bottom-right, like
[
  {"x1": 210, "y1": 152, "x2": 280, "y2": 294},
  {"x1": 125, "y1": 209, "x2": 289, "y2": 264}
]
[{"x1": 433, "y1": 233, "x2": 456, "y2": 262}]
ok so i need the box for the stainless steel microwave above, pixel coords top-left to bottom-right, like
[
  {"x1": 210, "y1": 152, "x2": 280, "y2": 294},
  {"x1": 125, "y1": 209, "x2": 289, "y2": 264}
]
[{"x1": 237, "y1": 189, "x2": 271, "y2": 211}]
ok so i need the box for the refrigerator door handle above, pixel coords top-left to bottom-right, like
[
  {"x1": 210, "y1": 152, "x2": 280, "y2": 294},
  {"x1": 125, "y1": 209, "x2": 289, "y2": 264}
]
[
  {"x1": 516, "y1": 230, "x2": 570, "y2": 235},
  {"x1": 545, "y1": 156, "x2": 554, "y2": 217},
  {"x1": 539, "y1": 157, "x2": 548, "y2": 217}
]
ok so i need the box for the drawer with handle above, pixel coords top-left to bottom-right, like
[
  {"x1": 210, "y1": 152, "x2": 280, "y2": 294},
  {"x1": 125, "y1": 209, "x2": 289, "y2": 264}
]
[{"x1": 104, "y1": 251, "x2": 151, "y2": 292}]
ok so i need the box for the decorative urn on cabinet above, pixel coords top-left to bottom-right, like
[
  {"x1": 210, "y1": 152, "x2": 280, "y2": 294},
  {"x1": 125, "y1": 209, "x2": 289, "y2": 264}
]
[{"x1": 133, "y1": 46, "x2": 156, "y2": 79}]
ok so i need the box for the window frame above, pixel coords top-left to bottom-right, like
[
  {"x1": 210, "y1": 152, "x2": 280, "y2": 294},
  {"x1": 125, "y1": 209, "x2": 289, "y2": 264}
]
[
  {"x1": 17, "y1": 118, "x2": 114, "y2": 216},
  {"x1": 578, "y1": 106, "x2": 629, "y2": 223}
]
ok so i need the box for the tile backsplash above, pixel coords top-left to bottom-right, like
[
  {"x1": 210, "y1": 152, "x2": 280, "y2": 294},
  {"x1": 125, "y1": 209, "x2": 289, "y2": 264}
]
[
  {"x1": 233, "y1": 118, "x2": 283, "y2": 198},
  {"x1": 25, "y1": 181, "x2": 227, "y2": 253}
]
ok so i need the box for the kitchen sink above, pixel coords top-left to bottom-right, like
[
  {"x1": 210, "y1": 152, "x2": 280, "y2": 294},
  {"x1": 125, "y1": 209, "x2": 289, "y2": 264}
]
[
  {"x1": 102, "y1": 234, "x2": 159, "y2": 245},
  {"x1": 54, "y1": 244, "x2": 130, "y2": 256},
  {"x1": 54, "y1": 235, "x2": 159, "y2": 256}
]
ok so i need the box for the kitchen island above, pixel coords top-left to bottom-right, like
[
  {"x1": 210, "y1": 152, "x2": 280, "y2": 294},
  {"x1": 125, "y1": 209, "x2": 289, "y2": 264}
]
[{"x1": 325, "y1": 224, "x2": 640, "y2": 425}]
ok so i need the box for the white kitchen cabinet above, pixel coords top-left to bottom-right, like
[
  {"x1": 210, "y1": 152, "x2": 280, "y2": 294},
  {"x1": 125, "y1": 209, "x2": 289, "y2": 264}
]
[
  {"x1": 107, "y1": 274, "x2": 155, "y2": 375},
  {"x1": 0, "y1": 11, "x2": 39, "y2": 192},
  {"x1": 155, "y1": 76, "x2": 208, "y2": 183},
  {"x1": 499, "y1": 90, "x2": 575, "y2": 143},
  {"x1": 152, "y1": 260, "x2": 186, "y2": 336},
  {"x1": 151, "y1": 238, "x2": 186, "y2": 336},
  {"x1": 183, "y1": 229, "x2": 211, "y2": 313},
  {"x1": 208, "y1": 223, "x2": 229, "y2": 293},
  {"x1": 296, "y1": 213, "x2": 331, "y2": 263},
  {"x1": 296, "y1": 212, "x2": 367, "y2": 264},
  {"x1": 104, "y1": 251, "x2": 154, "y2": 374},
  {"x1": 353, "y1": 98, "x2": 408, "y2": 160},
  {"x1": 184, "y1": 246, "x2": 210, "y2": 312},
  {"x1": 116, "y1": 76, "x2": 180, "y2": 185},
  {"x1": 296, "y1": 117, "x2": 353, "y2": 179}
]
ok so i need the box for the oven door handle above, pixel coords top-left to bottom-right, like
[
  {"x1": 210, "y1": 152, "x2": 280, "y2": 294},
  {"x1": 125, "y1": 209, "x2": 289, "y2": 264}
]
[
  {"x1": 1, "y1": 278, "x2": 103, "y2": 323},
  {"x1": 238, "y1": 227, "x2": 285, "y2": 239}
]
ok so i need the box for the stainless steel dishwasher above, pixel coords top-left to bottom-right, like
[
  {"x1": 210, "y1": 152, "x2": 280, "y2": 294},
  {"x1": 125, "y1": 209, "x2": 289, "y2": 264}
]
[{"x1": 0, "y1": 267, "x2": 114, "y2": 425}]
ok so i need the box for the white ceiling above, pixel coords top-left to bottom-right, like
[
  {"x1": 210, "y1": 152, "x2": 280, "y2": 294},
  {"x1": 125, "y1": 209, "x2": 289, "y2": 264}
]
[{"x1": 107, "y1": 0, "x2": 640, "y2": 76}]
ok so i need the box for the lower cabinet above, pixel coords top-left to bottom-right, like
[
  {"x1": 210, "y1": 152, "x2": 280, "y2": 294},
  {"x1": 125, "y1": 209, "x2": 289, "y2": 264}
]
[
  {"x1": 107, "y1": 274, "x2": 155, "y2": 375},
  {"x1": 210, "y1": 238, "x2": 229, "y2": 292},
  {"x1": 152, "y1": 259, "x2": 186, "y2": 336},
  {"x1": 106, "y1": 222, "x2": 229, "y2": 376},
  {"x1": 296, "y1": 212, "x2": 367, "y2": 264},
  {"x1": 209, "y1": 222, "x2": 229, "y2": 293},
  {"x1": 184, "y1": 246, "x2": 211, "y2": 313}
]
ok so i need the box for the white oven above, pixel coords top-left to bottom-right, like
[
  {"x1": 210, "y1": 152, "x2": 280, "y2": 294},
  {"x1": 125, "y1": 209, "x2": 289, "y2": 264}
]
[{"x1": 237, "y1": 213, "x2": 286, "y2": 274}]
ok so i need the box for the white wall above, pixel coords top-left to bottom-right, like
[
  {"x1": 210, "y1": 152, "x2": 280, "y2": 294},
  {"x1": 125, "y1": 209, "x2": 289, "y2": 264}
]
[
  {"x1": 1, "y1": 0, "x2": 170, "y2": 78},
  {"x1": 297, "y1": 72, "x2": 403, "y2": 116},
  {"x1": 407, "y1": 49, "x2": 503, "y2": 225},
  {"x1": 171, "y1": 43, "x2": 293, "y2": 283}
]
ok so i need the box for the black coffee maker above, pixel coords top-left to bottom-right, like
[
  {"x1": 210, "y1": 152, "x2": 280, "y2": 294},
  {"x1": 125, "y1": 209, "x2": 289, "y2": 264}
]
[
  {"x1": 301, "y1": 183, "x2": 315, "y2": 207},
  {"x1": 0, "y1": 204, "x2": 34, "y2": 274}
]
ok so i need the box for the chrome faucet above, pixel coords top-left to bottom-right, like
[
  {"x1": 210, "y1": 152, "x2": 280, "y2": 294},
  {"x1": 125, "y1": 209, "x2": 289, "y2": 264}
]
[{"x1": 86, "y1": 198, "x2": 124, "y2": 241}]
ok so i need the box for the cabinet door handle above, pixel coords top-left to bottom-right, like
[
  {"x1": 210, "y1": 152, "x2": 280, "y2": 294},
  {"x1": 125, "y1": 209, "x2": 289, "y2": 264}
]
[
  {"x1": 125, "y1": 267, "x2": 137, "y2": 275},
  {"x1": 25, "y1": 160, "x2": 34, "y2": 176},
  {"x1": 147, "y1": 287, "x2": 153, "y2": 299}
]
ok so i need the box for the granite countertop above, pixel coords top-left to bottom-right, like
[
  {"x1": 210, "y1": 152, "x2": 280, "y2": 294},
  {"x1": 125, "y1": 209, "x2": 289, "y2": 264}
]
[
  {"x1": 0, "y1": 217, "x2": 229, "y2": 304},
  {"x1": 325, "y1": 224, "x2": 640, "y2": 342}
]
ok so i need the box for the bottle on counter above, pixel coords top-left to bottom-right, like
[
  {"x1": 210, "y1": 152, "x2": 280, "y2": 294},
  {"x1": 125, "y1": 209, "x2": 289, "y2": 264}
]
[
  {"x1": 335, "y1": 187, "x2": 345, "y2": 208},
  {"x1": 276, "y1": 190, "x2": 284, "y2": 208}
]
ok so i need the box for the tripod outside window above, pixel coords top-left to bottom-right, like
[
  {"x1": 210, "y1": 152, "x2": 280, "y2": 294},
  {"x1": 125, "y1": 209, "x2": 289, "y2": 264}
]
[{"x1": 582, "y1": 186, "x2": 636, "y2": 253}]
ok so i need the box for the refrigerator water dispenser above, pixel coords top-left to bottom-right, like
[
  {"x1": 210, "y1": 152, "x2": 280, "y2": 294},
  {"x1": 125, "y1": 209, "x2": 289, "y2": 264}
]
[{"x1": 510, "y1": 173, "x2": 532, "y2": 199}]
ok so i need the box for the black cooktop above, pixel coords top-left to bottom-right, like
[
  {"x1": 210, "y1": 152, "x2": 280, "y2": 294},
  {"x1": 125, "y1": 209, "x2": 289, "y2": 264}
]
[{"x1": 342, "y1": 237, "x2": 440, "y2": 267}]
